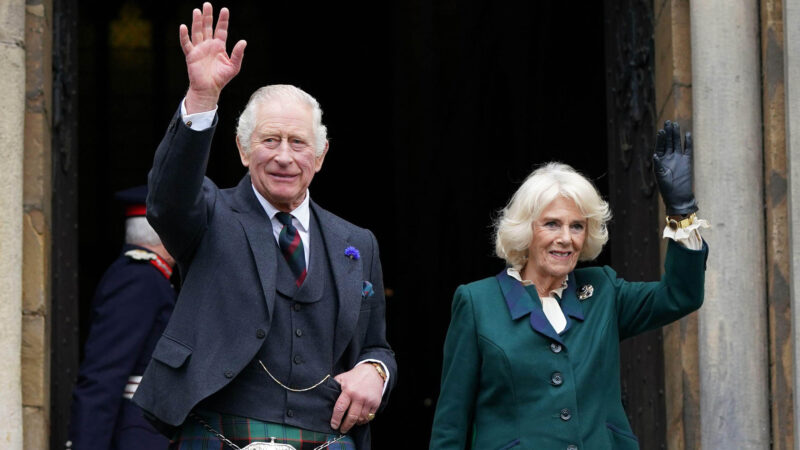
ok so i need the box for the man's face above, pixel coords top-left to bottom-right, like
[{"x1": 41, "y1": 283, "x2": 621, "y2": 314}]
[{"x1": 238, "y1": 99, "x2": 328, "y2": 212}]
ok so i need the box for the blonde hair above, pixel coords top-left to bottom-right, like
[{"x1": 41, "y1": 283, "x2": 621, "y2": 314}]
[{"x1": 494, "y1": 162, "x2": 611, "y2": 270}]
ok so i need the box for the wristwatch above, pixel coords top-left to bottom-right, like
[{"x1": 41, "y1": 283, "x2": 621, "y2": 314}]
[{"x1": 666, "y1": 212, "x2": 697, "y2": 230}]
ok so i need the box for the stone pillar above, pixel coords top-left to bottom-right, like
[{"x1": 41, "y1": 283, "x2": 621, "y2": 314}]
[
  {"x1": 0, "y1": 0, "x2": 27, "y2": 448},
  {"x1": 785, "y1": 0, "x2": 800, "y2": 447},
  {"x1": 690, "y1": 1, "x2": 769, "y2": 448},
  {"x1": 652, "y1": 1, "x2": 699, "y2": 448},
  {"x1": 22, "y1": 2, "x2": 52, "y2": 449}
]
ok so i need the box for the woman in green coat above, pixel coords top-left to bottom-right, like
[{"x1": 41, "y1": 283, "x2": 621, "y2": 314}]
[{"x1": 430, "y1": 121, "x2": 708, "y2": 450}]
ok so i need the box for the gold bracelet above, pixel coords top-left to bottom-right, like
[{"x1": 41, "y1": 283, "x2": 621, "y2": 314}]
[
  {"x1": 666, "y1": 212, "x2": 697, "y2": 230},
  {"x1": 370, "y1": 362, "x2": 387, "y2": 381}
]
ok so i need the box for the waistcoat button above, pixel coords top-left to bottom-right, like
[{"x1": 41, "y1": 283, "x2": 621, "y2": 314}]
[
  {"x1": 551, "y1": 372, "x2": 563, "y2": 386},
  {"x1": 550, "y1": 342, "x2": 562, "y2": 353},
  {"x1": 560, "y1": 408, "x2": 572, "y2": 421},
  {"x1": 224, "y1": 370, "x2": 234, "y2": 379},
  {"x1": 296, "y1": 328, "x2": 303, "y2": 337},
  {"x1": 256, "y1": 329, "x2": 266, "y2": 339}
]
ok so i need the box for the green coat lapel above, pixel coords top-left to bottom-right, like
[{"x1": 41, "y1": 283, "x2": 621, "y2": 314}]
[{"x1": 495, "y1": 270, "x2": 585, "y2": 348}]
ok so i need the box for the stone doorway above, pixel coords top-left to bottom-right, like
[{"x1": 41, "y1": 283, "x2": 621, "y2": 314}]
[{"x1": 50, "y1": 1, "x2": 671, "y2": 447}]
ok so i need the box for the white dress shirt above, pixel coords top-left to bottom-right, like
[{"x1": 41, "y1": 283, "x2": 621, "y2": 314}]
[{"x1": 253, "y1": 186, "x2": 312, "y2": 269}]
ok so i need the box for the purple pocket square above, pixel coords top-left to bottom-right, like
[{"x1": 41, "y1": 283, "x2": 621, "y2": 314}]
[{"x1": 362, "y1": 281, "x2": 375, "y2": 299}]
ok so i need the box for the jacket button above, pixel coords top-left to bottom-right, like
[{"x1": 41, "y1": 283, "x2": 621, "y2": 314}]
[
  {"x1": 294, "y1": 355, "x2": 303, "y2": 364},
  {"x1": 567, "y1": 446, "x2": 578, "y2": 450},
  {"x1": 560, "y1": 408, "x2": 572, "y2": 421},
  {"x1": 224, "y1": 370, "x2": 234, "y2": 379},
  {"x1": 293, "y1": 303, "x2": 302, "y2": 312},
  {"x1": 295, "y1": 328, "x2": 303, "y2": 337},
  {"x1": 550, "y1": 342, "x2": 562, "y2": 353},
  {"x1": 256, "y1": 329, "x2": 266, "y2": 339},
  {"x1": 551, "y1": 372, "x2": 563, "y2": 386},
  {"x1": 287, "y1": 409, "x2": 295, "y2": 417}
]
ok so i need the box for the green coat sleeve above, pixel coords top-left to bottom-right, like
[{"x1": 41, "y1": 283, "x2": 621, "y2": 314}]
[
  {"x1": 612, "y1": 239, "x2": 708, "y2": 340},
  {"x1": 429, "y1": 285, "x2": 480, "y2": 449}
]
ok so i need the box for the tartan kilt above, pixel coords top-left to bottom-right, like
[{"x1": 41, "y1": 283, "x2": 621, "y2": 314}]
[{"x1": 170, "y1": 410, "x2": 356, "y2": 450}]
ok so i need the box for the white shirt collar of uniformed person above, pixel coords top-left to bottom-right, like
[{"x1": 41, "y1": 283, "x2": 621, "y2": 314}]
[{"x1": 252, "y1": 184, "x2": 311, "y2": 268}]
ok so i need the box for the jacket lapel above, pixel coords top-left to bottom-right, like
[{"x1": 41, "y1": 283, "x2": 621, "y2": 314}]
[
  {"x1": 231, "y1": 175, "x2": 278, "y2": 323},
  {"x1": 312, "y1": 202, "x2": 363, "y2": 362},
  {"x1": 496, "y1": 270, "x2": 586, "y2": 347}
]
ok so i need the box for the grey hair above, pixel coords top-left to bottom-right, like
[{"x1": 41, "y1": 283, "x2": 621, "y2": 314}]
[
  {"x1": 494, "y1": 162, "x2": 611, "y2": 271},
  {"x1": 125, "y1": 217, "x2": 162, "y2": 247},
  {"x1": 236, "y1": 84, "x2": 328, "y2": 156}
]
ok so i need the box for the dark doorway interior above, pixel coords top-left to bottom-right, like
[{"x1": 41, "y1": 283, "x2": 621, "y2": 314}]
[{"x1": 72, "y1": 1, "x2": 609, "y2": 446}]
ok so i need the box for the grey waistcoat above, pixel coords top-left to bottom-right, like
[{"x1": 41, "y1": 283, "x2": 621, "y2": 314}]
[{"x1": 199, "y1": 218, "x2": 342, "y2": 434}]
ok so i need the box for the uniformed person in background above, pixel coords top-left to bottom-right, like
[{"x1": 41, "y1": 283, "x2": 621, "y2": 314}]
[{"x1": 68, "y1": 185, "x2": 177, "y2": 450}]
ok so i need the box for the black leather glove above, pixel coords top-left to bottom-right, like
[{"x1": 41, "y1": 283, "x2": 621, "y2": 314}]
[{"x1": 653, "y1": 120, "x2": 698, "y2": 216}]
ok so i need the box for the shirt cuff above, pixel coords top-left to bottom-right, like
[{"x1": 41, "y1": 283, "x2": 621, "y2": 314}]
[
  {"x1": 662, "y1": 217, "x2": 710, "y2": 250},
  {"x1": 356, "y1": 359, "x2": 389, "y2": 396},
  {"x1": 180, "y1": 98, "x2": 217, "y2": 131}
]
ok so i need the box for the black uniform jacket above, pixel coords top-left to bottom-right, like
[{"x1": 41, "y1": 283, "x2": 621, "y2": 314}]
[{"x1": 70, "y1": 244, "x2": 175, "y2": 450}]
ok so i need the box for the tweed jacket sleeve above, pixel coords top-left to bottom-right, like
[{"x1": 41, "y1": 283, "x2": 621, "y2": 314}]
[{"x1": 146, "y1": 107, "x2": 219, "y2": 263}]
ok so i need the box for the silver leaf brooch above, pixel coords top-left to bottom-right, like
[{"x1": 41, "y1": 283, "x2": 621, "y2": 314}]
[{"x1": 578, "y1": 284, "x2": 594, "y2": 300}]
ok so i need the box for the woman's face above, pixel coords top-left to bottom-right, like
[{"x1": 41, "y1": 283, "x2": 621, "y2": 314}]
[{"x1": 527, "y1": 196, "x2": 587, "y2": 282}]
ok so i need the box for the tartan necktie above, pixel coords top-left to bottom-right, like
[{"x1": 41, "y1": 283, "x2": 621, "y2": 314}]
[{"x1": 275, "y1": 212, "x2": 307, "y2": 286}]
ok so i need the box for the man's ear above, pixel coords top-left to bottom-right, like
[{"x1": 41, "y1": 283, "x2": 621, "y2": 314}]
[
  {"x1": 314, "y1": 141, "x2": 329, "y2": 172},
  {"x1": 237, "y1": 136, "x2": 250, "y2": 167}
]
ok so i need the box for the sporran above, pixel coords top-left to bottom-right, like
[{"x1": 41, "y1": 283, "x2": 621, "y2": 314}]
[{"x1": 241, "y1": 438, "x2": 296, "y2": 450}]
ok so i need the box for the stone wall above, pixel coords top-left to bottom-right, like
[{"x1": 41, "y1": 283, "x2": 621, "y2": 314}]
[
  {"x1": 786, "y1": 0, "x2": 800, "y2": 445},
  {"x1": 653, "y1": 0, "x2": 798, "y2": 448},
  {"x1": 0, "y1": 0, "x2": 53, "y2": 448},
  {"x1": 691, "y1": 0, "x2": 769, "y2": 448},
  {"x1": 22, "y1": 1, "x2": 52, "y2": 449},
  {"x1": 0, "y1": 0, "x2": 27, "y2": 447}
]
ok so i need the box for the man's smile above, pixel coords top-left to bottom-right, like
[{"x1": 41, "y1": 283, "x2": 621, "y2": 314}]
[{"x1": 268, "y1": 172, "x2": 299, "y2": 180}]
